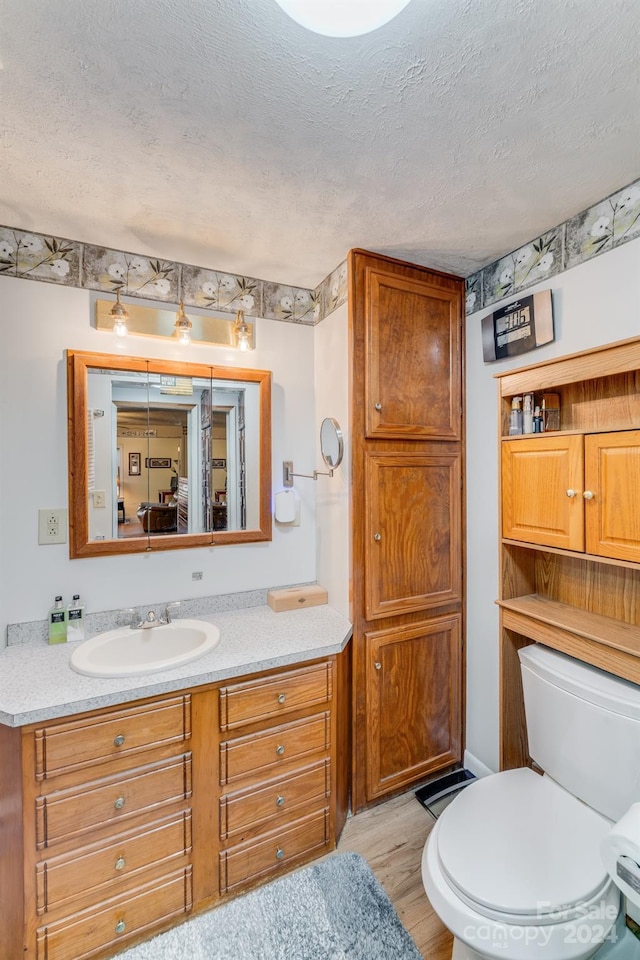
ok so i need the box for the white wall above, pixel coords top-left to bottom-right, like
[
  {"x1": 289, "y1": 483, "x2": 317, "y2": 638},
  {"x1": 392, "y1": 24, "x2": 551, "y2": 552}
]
[
  {"x1": 314, "y1": 303, "x2": 350, "y2": 619},
  {"x1": 465, "y1": 236, "x2": 640, "y2": 773},
  {"x1": 0, "y1": 276, "x2": 317, "y2": 645}
]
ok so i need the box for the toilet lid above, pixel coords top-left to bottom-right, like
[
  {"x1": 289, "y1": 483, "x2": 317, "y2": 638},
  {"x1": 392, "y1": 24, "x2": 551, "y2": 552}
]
[{"x1": 437, "y1": 768, "x2": 612, "y2": 921}]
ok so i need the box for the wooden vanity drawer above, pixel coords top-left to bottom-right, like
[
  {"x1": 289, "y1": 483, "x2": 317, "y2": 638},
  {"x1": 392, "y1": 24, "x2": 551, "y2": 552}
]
[
  {"x1": 219, "y1": 808, "x2": 330, "y2": 894},
  {"x1": 219, "y1": 662, "x2": 333, "y2": 730},
  {"x1": 35, "y1": 866, "x2": 192, "y2": 960},
  {"x1": 36, "y1": 754, "x2": 192, "y2": 849},
  {"x1": 219, "y1": 758, "x2": 330, "y2": 840},
  {"x1": 36, "y1": 810, "x2": 192, "y2": 915},
  {"x1": 34, "y1": 695, "x2": 192, "y2": 781},
  {"x1": 219, "y1": 713, "x2": 331, "y2": 785}
]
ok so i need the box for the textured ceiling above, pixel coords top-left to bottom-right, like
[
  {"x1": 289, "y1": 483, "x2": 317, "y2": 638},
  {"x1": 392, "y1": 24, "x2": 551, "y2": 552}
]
[{"x1": 1, "y1": 0, "x2": 639, "y2": 288}]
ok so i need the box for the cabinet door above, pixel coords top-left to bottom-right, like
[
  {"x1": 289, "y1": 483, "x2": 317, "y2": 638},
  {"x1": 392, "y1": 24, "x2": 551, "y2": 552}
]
[
  {"x1": 365, "y1": 452, "x2": 462, "y2": 620},
  {"x1": 502, "y1": 436, "x2": 584, "y2": 549},
  {"x1": 585, "y1": 430, "x2": 640, "y2": 562},
  {"x1": 364, "y1": 264, "x2": 462, "y2": 440},
  {"x1": 365, "y1": 617, "x2": 462, "y2": 801}
]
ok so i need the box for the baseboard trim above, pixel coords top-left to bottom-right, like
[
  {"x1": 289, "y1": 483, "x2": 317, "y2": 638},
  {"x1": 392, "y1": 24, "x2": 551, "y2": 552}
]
[{"x1": 463, "y1": 750, "x2": 494, "y2": 779}]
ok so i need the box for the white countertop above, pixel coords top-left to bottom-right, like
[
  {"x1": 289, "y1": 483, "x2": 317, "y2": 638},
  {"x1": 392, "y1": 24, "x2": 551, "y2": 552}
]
[{"x1": 0, "y1": 604, "x2": 352, "y2": 727}]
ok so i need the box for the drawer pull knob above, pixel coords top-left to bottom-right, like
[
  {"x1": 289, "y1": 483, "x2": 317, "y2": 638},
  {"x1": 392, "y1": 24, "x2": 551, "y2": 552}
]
[
  {"x1": 115, "y1": 920, "x2": 126, "y2": 935},
  {"x1": 113, "y1": 734, "x2": 126, "y2": 747},
  {"x1": 583, "y1": 490, "x2": 595, "y2": 500},
  {"x1": 276, "y1": 744, "x2": 285, "y2": 756},
  {"x1": 276, "y1": 795, "x2": 285, "y2": 807},
  {"x1": 114, "y1": 796, "x2": 126, "y2": 810},
  {"x1": 277, "y1": 693, "x2": 286, "y2": 704},
  {"x1": 566, "y1": 489, "x2": 576, "y2": 498},
  {"x1": 374, "y1": 532, "x2": 381, "y2": 542},
  {"x1": 374, "y1": 402, "x2": 382, "y2": 411},
  {"x1": 374, "y1": 661, "x2": 382, "y2": 671},
  {"x1": 275, "y1": 847, "x2": 285, "y2": 860},
  {"x1": 114, "y1": 856, "x2": 126, "y2": 871}
]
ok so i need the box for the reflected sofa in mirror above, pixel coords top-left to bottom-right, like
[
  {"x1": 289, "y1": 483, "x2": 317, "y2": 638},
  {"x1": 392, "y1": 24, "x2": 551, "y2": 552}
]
[{"x1": 67, "y1": 351, "x2": 272, "y2": 558}]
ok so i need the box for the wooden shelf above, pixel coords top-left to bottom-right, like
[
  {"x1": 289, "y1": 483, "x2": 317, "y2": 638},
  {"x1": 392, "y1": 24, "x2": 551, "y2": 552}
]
[
  {"x1": 501, "y1": 538, "x2": 640, "y2": 572},
  {"x1": 497, "y1": 595, "x2": 640, "y2": 687},
  {"x1": 495, "y1": 336, "x2": 640, "y2": 396}
]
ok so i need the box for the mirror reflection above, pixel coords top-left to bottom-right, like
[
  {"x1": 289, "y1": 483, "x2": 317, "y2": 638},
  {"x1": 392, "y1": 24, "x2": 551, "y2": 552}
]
[{"x1": 68, "y1": 352, "x2": 272, "y2": 558}]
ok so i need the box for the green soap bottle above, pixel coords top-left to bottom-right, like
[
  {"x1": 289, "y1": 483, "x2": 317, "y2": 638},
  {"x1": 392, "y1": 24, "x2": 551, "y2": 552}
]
[{"x1": 48, "y1": 595, "x2": 67, "y2": 644}]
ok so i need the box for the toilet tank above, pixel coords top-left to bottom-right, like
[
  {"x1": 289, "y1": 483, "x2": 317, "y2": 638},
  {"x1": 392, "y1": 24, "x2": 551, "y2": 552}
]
[{"x1": 519, "y1": 644, "x2": 640, "y2": 822}]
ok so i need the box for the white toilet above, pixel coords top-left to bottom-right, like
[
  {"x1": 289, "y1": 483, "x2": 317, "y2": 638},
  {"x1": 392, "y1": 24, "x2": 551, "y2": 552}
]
[{"x1": 422, "y1": 643, "x2": 640, "y2": 960}]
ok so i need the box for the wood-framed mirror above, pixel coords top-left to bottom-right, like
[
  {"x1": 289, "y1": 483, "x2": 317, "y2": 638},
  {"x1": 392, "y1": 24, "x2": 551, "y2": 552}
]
[{"x1": 67, "y1": 351, "x2": 272, "y2": 558}]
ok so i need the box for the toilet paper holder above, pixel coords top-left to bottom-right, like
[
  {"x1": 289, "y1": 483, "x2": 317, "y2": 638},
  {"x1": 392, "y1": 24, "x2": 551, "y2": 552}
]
[{"x1": 283, "y1": 417, "x2": 344, "y2": 488}]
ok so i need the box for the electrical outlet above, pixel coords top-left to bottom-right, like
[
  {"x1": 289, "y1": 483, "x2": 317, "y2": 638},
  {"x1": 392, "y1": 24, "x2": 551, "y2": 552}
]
[
  {"x1": 192, "y1": 571, "x2": 203, "y2": 581},
  {"x1": 38, "y1": 509, "x2": 68, "y2": 545},
  {"x1": 93, "y1": 490, "x2": 106, "y2": 508}
]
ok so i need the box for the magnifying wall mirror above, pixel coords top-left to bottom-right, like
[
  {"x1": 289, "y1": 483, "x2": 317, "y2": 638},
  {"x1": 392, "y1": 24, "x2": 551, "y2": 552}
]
[
  {"x1": 67, "y1": 351, "x2": 272, "y2": 558},
  {"x1": 320, "y1": 417, "x2": 344, "y2": 469}
]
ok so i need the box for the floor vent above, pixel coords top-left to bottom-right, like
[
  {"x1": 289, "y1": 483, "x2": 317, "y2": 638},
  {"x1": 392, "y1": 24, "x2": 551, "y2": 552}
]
[{"x1": 415, "y1": 767, "x2": 476, "y2": 819}]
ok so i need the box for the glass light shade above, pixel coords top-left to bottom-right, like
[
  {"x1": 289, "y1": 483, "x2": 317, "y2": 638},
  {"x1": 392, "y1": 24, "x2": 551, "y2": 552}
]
[
  {"x1": 175, "y1": 302, "x2": 193, "y2": 345},
  {"x1": 274, "y1": 0, "x2": 411, "y2": 36},
  {"x1": 109, "y1": 290, "x2": 129, "y2": 337}
]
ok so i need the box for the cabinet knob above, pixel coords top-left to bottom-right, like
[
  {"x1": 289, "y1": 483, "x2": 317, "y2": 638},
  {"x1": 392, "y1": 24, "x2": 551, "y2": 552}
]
[
  {"x1": 115, "y1": 920, "x2": 126, "y2": 935},
  {"x1": 275, "y1": 847, "x2": 285, "y2": 860},
  {"x1": 566, "y1": 489, "x2": 576, "y2": 498},
  {"x1": 113, "y1": 734, "x2": 126, "y2": 747},
  {"x1": 114, "y1": 796, "x2": 126, "y2": 810},
  {"x1": 374, "y1": 402, "x2": 382, "y2": 411},
  {"x1": 583, "y1": 490, "x2": 595, "y2": 500},
  {"x1": 374, "y1": 661, "x2": 382, "y2": 671},
  {"x1": 277, "y1": 693, "x2": 286, "y2": 704},
  {"x1": 276, "y1": 744, "x2": 285, "y2": 756},
  {"x1": 374, "y1": 532, "x2": 381, "y2": 542},
  {"x1": 114, "y1": 856, "x2": 126, "y2": 871},
  {"x1": 276, "y1": 795, "x2": 285, "y2": 807}
]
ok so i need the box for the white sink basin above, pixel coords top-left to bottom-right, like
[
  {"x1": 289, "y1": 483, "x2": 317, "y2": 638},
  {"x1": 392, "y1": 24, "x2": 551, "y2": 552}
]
[{"x1": 69, "y1": 619, "x2": 221, "y2": 678}]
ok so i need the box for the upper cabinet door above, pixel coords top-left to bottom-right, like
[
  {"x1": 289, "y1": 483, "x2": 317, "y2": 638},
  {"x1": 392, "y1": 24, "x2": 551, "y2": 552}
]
[
  {"x1": 502, "y1": 436, "x2": 585, "y2": 550},
  {"x1": 363, "y1": 264, "x2": 463, "y2": 440},
  {"x1": 585, "y1": 430, "x2": 640, "y2": 563}
]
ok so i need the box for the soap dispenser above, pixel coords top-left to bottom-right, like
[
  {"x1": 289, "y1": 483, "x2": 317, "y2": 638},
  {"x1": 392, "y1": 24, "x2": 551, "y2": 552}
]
[
  {"x1": 67, "y1": 594, "x2": 85, "y2": 641},
  {"x1": 508, "y1": 397, "x2": 523, "y2": 436},
  {"x1": 48, "y1": 596, "x2": 67, "y2": 644}
]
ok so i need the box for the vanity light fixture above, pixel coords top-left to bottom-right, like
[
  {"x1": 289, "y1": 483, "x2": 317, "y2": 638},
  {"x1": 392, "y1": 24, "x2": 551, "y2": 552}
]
[
  {"x1": 174, "y1": 301, "x2": 193, "y2": 345},
  {"x1": 109, "y1": 289, "x2": 129, "y2": 337},
  {"x1": 234, "y1": 309, "x2": 252, "y2": 351},
  {"x1": 273, "y1": 0, "x2": 412, "y2": 37},
  {"x1": 95, "y1": 298, "x2": 253, "y2": 348}
]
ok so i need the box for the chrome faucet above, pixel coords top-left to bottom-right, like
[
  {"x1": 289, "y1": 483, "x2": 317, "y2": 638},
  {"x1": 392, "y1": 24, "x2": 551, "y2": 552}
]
[
  {"x1": 127, "y1": 602, "x2": 181, "y2": 629},
  {"x1": 136, "y1": 610, "x2": 162, "y2": 629}
]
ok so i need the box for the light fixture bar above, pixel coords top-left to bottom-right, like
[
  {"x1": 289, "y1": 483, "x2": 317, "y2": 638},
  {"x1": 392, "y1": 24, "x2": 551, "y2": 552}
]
[{"x1": 94, "y1": 299, "x2": 255, "y2": 349}]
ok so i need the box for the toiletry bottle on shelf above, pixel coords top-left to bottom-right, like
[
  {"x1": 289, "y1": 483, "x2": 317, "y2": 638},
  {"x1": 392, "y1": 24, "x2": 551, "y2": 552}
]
[
  {"x1": 523, "y1": 393, "x2": 534, "y2": 434},
  {"x1": 533, "y1": 405, "x2": 543, "y2": 433},
  {"x1": 48, "y1": 596, "x2": 67, "y2": 644},
  {"x1": 508, "y1": 396, "x2": 523, "y2": 436},
  {"x1": 67, "y1": 594, "x2": 85, "y2": 642},
  {"x1": 541, "y1": 393, "x2": 561, "y2": 431}
]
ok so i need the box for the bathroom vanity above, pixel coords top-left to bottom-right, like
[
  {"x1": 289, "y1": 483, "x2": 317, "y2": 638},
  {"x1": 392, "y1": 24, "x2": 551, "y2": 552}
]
[
  {"x1": 0, "y1": 604, "x2": 351, "y2": 960},
  {"x1": 496, "y1": 336, "x2": 640, "y2": 769}
]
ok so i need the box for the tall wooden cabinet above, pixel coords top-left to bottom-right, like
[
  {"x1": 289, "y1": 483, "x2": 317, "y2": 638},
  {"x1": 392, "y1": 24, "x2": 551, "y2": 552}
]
[
  {"x1": 348, "y1": 249, "x2": 465, "y2": 812},
  {"x1": 496, "y1": 336, "x2": 640, "y2": 770}
]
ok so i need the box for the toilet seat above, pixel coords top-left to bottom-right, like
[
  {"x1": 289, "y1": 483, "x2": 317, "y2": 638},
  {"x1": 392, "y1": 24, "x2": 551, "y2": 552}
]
[{"x1": 436, "y1": 768, "x2": 613, "y2": 925}]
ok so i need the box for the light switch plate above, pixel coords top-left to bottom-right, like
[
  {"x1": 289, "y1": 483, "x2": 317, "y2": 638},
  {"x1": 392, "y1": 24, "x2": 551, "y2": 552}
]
[{"x1": 38, "y1": 509, "x2": 68, "y2": 544}]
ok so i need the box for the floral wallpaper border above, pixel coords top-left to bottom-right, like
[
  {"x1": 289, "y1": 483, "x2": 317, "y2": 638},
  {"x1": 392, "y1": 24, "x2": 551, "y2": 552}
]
[
  {"x1": 0, "y1": 224, "x2": 347, "y2": 327},
  {"x1": 7, "y1": 174, "x2": 634, "y2": 327},
  {"x1": 465, "y1": 175, "x2": 640, "y2": 316}
]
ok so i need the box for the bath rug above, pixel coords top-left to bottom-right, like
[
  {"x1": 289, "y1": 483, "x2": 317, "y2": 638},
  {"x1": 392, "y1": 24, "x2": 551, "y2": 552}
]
[{"x1": 114, "y1": 851, "x2": 422, "y2": 960}]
